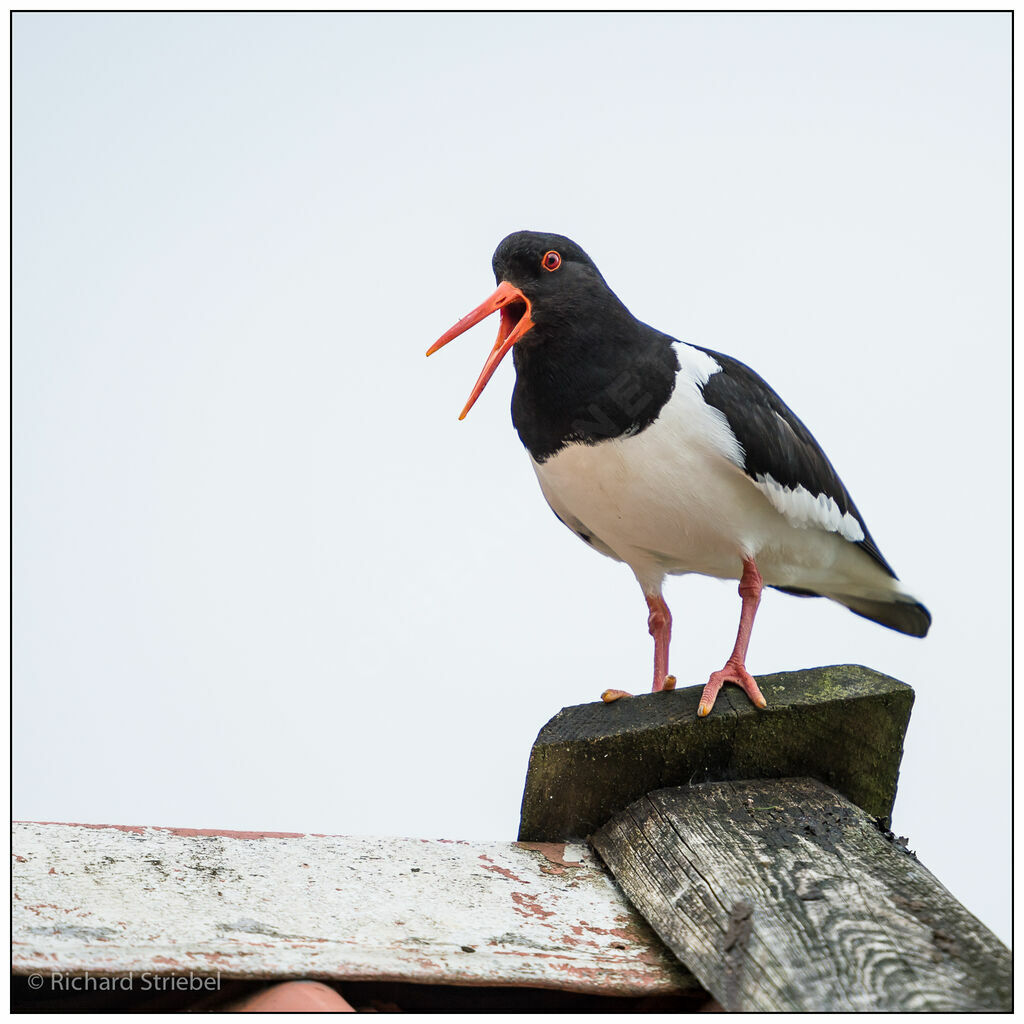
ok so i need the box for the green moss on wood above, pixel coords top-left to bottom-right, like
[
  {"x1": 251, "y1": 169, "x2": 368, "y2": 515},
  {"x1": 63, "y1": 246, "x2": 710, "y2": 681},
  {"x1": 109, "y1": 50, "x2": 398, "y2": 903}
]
[{"x1": 518, "y1": 665, "x2": 913, "y2": 842}]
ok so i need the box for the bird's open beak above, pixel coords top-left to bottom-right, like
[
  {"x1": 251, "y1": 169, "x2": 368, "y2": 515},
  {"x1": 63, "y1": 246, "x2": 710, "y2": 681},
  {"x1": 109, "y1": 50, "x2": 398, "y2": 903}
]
[{"x1": 426, "y1": 280, "x2": 534, "y2": 419}]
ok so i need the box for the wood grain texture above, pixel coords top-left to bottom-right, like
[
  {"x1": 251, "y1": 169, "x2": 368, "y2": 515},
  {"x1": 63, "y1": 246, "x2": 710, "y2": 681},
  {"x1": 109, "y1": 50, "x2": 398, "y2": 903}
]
[
  {"x1": 519, "y1": 664, "x2": 913, "y2": 842},
  {"x1": 12, "y1": 823, "x2": 698, "y2": 996},
  {"x1": 591, "y1": 778, "x2": 1011, "y2": 1012}
]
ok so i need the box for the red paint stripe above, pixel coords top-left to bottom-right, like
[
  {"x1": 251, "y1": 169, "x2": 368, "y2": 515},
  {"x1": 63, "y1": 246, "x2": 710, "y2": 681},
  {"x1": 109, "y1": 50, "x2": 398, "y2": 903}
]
[{"x1": 17, "y1": 821, "x2": 310, "y2": 840}]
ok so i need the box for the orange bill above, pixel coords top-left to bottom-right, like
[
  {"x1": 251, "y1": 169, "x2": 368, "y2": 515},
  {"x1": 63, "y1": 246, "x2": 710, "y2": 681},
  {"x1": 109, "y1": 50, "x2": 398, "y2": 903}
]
[{"x1": 427, "y1": 280, "x2": 535, "y2": 419}]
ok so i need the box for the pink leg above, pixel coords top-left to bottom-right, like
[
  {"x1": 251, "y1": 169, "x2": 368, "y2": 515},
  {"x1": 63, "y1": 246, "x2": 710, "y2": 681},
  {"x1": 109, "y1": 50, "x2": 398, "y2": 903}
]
[
  {"x1": 646, "y1": 594, "x2": 676, "y2": 693},
  {"x1": 697, "y1": 557, "x2": 768, "y2": 718},
  {"x1": 602, "y1": 592, "x2": 677, "y2": 703}
]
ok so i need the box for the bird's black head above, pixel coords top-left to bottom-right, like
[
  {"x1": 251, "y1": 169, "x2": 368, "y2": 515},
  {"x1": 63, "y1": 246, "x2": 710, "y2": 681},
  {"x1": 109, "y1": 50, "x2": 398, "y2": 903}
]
[
  {"x1": 492, "y1": 230, "x2": 602, "y2": 289},
  {"x1": 492, "y1": 230, "x2": 621, "y2": 334},
  {"x1": 427, "y1": 230, "x2": 631, "y2": 418}
]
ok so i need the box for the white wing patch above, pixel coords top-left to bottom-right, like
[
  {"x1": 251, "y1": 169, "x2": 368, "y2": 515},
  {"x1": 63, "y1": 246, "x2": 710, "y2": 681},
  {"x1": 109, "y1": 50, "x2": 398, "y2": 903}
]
[
  {"x1": 672, "y1": 342, "x2": 745, "y2": 469},
  {"x1": 755, "y1": 473, "x2": 866, "y2": 543},
  {"x1": 673, "y1": 340, "x2": 723, "y2": 388}
]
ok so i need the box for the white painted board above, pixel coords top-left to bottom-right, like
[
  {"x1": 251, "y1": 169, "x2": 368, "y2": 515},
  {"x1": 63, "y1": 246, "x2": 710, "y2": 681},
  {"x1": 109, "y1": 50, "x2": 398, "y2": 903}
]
[{"x1": 12, "y1": 822, "x2": 694, "y2": 995}]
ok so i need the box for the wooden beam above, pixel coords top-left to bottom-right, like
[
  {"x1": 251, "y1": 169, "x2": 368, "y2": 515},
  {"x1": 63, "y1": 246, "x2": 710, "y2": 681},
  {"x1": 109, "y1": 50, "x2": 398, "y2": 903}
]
[
  {"x1": 519, "y1": 664, "x2": 912, "y2": 842},
  {"x1": 12, "y1": 822, "x2": 698, "y2": 997},
  {"x1": 591, "y1": 778, "x2": 1011, "y2": 1012}
]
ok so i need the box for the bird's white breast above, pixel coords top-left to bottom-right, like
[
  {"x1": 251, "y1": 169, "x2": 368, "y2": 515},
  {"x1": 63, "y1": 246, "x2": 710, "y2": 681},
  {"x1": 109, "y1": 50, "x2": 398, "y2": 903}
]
[{"x1": 530, "y1": 343, "x2": 882, "y2": 595}]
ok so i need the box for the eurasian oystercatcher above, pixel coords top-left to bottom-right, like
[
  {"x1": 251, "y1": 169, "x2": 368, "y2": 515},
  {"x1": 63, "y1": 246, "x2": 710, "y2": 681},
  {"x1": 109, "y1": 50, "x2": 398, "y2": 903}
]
[{"x1": 427, "y1": 231, "x2": 930, "y2": 716}]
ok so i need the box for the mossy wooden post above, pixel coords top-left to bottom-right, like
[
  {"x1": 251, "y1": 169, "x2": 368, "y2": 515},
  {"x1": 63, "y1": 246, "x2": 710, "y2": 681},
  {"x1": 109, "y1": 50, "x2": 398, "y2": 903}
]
[
  {"x1": 518, "y1": 664, "x2": 913, "y2": 842},
  {"x1": 517, "y1": 663, "x2": 1011, "y2": 1012}
]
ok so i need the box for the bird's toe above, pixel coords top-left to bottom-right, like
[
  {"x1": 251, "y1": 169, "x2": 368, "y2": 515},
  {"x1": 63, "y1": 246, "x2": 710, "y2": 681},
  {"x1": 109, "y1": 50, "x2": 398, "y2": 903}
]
[
  {"x1": 601, "y1": 688, "x2": 633, "y2": 703},
  {"x1": 698, "y1": 662, "x2": 766, "y2": 717}
]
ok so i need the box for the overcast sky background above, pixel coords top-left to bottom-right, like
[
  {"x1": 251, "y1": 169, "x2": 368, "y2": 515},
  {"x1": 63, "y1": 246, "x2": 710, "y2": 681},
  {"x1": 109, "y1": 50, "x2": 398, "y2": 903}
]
[{"x1": 14, "y1": 13, "x2": 1010, "y2": 944}]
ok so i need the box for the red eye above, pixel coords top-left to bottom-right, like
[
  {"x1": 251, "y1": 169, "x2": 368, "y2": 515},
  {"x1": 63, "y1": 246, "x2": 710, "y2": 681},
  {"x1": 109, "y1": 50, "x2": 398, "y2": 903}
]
[{"x1": 541, "y1": 250, "x2": 561, "y2": 272}]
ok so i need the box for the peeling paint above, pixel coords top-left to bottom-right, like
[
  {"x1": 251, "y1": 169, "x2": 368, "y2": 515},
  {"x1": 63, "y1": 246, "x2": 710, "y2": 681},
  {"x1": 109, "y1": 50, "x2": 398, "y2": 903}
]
[
  {"x1": 478, "y1": 854, "x2": 530, "y2": 885},
  {"x1": 516, "y1": 842, "x2": 583, "y2": 876},
  {"x1": 12, "y1": 823, "x2": 694, "y2": 996},
  {"x1": 511, "y1": 892, "x2": 555, "y2": 921},
  {"x1": 24, "y1": 822, "x2": 150, "y2": 835},
  {"x1": 19, "y1": 821, "x2": 308, "y2": 841},
  {"x1": 189, "y1": 951, "x2": 232, "y2": 964}
]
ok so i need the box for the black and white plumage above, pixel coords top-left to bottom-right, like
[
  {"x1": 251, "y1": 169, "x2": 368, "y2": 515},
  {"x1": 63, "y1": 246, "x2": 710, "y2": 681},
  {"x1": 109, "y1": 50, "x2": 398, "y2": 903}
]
[{"x1": 427, "y1": 230, "x2": 930, "y2": 716}]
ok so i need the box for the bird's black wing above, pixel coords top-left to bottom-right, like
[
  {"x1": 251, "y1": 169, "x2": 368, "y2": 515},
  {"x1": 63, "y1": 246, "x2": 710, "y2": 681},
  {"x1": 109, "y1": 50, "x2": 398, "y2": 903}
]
[{"x1": 694, "y1": 345, "x2": 896, "y2": 578}]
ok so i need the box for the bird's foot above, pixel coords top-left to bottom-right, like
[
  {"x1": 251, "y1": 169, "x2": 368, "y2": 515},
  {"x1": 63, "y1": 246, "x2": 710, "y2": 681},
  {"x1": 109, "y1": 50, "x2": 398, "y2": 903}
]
[
  {"x1": 601, "y1": 688, "x2": 632, "y2": 703},
  {"x1": 602, "y1": 674, "x2": 676, "y2": 703},
  {"x1": 697, "y1": 661, "x2": 766, "y2": 717}
]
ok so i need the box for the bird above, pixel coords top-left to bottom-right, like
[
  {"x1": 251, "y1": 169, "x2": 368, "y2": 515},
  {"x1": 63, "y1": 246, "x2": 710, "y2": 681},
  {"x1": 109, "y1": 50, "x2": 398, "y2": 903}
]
[{"x1": 426, "y1": 231, "x2": 930, "y2": 717}]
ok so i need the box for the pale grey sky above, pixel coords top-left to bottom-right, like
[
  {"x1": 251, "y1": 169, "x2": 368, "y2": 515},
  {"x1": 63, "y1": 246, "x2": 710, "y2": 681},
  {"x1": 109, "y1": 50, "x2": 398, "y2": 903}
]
[{"x1": 14, "y1": 12, "x2": 1010, "y2": 943}]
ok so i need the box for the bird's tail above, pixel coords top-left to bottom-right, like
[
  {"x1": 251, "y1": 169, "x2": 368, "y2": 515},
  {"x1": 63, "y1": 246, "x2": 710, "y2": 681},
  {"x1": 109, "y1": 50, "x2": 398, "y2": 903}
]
[
  {"x1": 773, "y1": 583, "x2": 931, "y2": 638},
  {"x1": 833, "y1": 592, "x2": 931, "y2": 638}
]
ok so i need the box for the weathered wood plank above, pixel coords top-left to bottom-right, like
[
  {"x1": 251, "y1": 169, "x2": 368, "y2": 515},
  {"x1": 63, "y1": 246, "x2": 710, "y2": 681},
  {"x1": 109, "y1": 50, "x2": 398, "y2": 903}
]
[
  {"x1": 519, "y1": 664, "x2": 913, "y2": 842},
  {"x1": 591, "y1": 778, "x2": 1011, "y2": 1012},
  {"x1": 12, "y1": 822, "x2": 698, "y2": 996}
]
